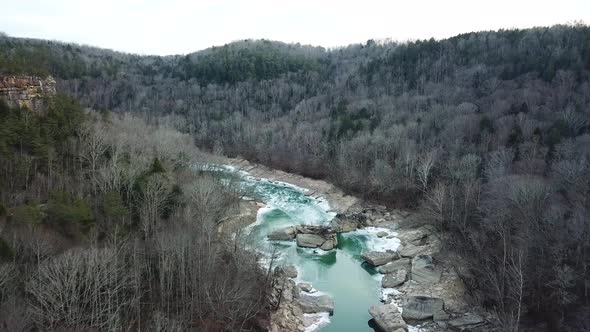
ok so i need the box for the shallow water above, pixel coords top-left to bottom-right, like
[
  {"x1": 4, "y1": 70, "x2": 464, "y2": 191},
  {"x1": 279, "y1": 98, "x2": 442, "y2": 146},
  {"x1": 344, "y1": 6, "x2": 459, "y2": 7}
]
[{"x1": 205, "y1": 165, "x2": 400, "y2": 331}]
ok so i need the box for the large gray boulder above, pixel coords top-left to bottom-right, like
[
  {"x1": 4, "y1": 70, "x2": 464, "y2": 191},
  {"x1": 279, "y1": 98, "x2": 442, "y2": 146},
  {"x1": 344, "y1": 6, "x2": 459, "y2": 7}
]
[
  {"x1": 297, "y1": 294, "x2": 334, "y2": 314},
  {"x1": 362, "y1": 251, "x2": 396, "y2": 267},
  {"x1": 378, "y1": 258, "x2": 411, "y2": 274},
  {"x1": 274, "y1": 265, "x2": 298, "y2": 278},
  {"x1": 320, "y1": 236, "x2": 338, "y2": 250},
  {"x1": 296, "y1": 233, "x2": 326, "y2": 248},
  {"x1": 268, "y1": 226, "x2": 297, "y2": 241},
  {"x1": 334, "y1": 219, "x2": 358, "y2": 233},
  {"x1": 411, "y1": 255, "x2": 442, "y2": 284},
  {"x1": 369, "y1": 303, "x2": 407, "y2": 331},
  {"x1": 401, "y1": 296, "x2": 444, "y2": 320},
  {"x1": 382, "y1": 269, "x2": 407, "y2": 288},
  {"x1": 298, "y1": 283, "x2": 313, "y2": 293}
]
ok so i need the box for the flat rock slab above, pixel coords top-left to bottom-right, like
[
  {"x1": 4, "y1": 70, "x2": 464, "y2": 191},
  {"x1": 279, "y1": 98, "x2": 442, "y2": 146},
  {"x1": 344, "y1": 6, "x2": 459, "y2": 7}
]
[
  {"x1": 382, "y1": 269, "x2": 408, "y2": 288},
  {"x1": 274, "y1": 264, "x2": 298, "y2": 278},
  {"x1": 369, "y1": 303, "x2": 408, "y2": 332},
  {"x1": 402, "y1": 296, "x2": 444, "y2": 320},
  {"x1": 296, "y1": 233, "x2": 326, "y2": 248},
  {"x1": 398, "y1": 244, "x2": 427, "y2": 258},
  {"x1": 297, "y1": 294, "x2": 334, "y2": 314},
  {"x1": 377, "y1": 231, "x2": 389, "y2": 238},
  {"x1": 449, "y1": 314, "x2": 485, "y2": 328},
  {"x1": 411, "y1": 255, "x2": 442, "y2": 284},
  {"x1": 362, "y1": 251, "x2": 396, "y2": 266},
  {"x1": 378, "y1": 258, "x2": 411, "y2": 274},
  {"x1": 268, "y1": 226, "x2": 297, "y2": 241}
]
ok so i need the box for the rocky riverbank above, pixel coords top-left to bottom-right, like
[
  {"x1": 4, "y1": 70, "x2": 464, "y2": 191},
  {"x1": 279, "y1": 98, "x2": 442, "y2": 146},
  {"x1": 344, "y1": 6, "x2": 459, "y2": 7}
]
[{"x1": 218, "y1": 158, "x2": 490, "y2": 332}]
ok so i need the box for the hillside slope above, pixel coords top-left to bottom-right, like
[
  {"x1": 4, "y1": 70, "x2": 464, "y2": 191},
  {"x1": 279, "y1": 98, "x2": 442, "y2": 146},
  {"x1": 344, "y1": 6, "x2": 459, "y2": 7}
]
[{"x1": 1, "y1": 24, "x2": 590, "y2": 330}]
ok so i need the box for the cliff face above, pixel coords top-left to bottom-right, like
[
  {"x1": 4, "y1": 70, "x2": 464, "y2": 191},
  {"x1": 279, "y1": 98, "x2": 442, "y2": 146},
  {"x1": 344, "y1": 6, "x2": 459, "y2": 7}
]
[{"x1": 0, "y1": 75, "x2": 56, "y2": 111}]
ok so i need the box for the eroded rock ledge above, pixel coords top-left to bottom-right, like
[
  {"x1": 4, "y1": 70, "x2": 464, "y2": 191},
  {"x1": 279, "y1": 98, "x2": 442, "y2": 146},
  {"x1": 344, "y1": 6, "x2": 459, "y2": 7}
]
[{"x1": 0, "y1": 75, "x2": 56, "y2": 111}]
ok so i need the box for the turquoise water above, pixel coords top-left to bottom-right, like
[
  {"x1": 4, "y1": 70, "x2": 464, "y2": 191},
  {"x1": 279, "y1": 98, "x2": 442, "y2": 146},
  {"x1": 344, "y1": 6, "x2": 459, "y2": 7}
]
[
  {"x1": 241, "y1": 176, "x2": 386, "y2": 331},
  {"x1": 204, "y1": 165, "x2": 397, "y2": 331}
]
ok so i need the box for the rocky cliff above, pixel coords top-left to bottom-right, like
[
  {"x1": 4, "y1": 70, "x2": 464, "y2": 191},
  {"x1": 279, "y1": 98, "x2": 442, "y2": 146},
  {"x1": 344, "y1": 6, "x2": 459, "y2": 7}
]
[{"x1": 0, "y1": 75, "x2": 56, "y2": 110}]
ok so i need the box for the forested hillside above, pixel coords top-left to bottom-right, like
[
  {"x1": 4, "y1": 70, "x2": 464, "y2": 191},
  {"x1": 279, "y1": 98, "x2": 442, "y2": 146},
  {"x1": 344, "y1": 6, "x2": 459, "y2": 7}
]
[
  {"x1": 0, "y1": 98, "x2": 268, "y2": 330},
  {"x1": 1, "y1": 23, "x2": 590, "y2": 330}
]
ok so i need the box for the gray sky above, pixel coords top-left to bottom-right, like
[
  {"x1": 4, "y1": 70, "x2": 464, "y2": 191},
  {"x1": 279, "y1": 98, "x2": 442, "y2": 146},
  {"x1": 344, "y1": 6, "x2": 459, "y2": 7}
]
[{"x1": 1, "y1": 0, "x2": 588, "y2": 55}]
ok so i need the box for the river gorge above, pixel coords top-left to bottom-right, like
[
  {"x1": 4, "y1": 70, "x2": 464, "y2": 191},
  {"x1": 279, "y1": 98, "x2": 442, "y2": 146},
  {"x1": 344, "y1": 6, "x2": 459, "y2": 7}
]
[{"x1": 206, "y1": 164, "x2": 411, "y2": 331}]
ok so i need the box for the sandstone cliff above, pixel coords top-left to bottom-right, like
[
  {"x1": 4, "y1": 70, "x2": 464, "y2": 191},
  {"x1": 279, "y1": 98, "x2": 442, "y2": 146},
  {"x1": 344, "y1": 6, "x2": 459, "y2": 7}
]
[{"x1": 0, "y1": 75, "x2": 56, "y2": 111}]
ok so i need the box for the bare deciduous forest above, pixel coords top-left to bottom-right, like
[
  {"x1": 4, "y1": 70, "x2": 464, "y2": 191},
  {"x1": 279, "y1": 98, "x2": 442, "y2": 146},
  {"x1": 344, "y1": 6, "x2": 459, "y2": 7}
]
[{"x1": 1, "y1": 23, "x2": 590, "y2": 331}]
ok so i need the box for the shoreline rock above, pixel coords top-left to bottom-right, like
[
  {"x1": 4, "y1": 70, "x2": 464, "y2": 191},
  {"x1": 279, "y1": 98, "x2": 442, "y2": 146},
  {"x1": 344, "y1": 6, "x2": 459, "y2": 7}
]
[
  {"x1": 411, "y1": 255, "x2": 442, "y2": 284},
  {"x1": 382, "y1": 269, "x2": 408, "y2": 288},
  {"x1": 369, "y1": 303, "x2": 408, "y2": 332},
  {"x1": 362, "y1": 251, "x2": 397, "y2": 267},
  {"x1": 296, "y1": 233, "x2": 326, "y2": 248},
  {"x1": 297, "y1": 294, "x2": 335, "y2": 314},
  {"x1": 402, "y1": 296, "x2": 445, "y2": 321}
]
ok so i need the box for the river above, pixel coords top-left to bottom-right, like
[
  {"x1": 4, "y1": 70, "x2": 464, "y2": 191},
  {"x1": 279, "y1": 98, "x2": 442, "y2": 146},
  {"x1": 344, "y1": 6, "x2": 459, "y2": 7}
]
[{"x1": 209, "y1": 165, "x2": 402, "y2": 331}]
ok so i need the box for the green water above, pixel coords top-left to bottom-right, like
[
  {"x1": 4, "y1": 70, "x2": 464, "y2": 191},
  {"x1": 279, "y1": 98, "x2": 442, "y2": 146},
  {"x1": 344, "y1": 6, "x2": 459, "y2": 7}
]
[
  {"x1": 205, "y1": 165, "x2": 397, "y2": 331},
  {"x1": 242, "y1": 177, "x2": 386, "y2": 331}
]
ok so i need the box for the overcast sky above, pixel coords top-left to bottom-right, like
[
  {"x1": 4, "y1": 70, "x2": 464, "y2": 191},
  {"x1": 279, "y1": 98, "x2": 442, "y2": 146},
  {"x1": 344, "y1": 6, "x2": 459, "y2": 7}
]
[{"x1": 1, "y1": 0, "x2": 588, "y2": 55}]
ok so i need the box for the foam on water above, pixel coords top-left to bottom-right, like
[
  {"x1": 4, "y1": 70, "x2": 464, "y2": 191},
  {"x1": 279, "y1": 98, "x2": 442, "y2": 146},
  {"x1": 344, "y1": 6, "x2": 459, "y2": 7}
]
[
  {"x1": 304, "y1": 313, "x2": 331, "y2": 332},
  {"x1": 202, "y1": 164, "x2": 411, "y2": 331},
  {"x1": 342, "y1": 227, "x2": 401, "y2": 252}
]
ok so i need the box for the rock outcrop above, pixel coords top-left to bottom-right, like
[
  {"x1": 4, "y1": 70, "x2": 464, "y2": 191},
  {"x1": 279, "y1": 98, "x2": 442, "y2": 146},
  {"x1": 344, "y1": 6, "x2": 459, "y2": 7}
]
[
  {"x1": 268, "y1": 226, "x2": 297, "y2": 241},
  {"x1": 378, "y1": 258, "x2": 411, "y2": 274},
  {"x1": 297, "y1": 294, "x2": 335, "y2": 314},
  {"x1": 382, "y1": 269, "x2": 408, "y2": 288},
  {"x1": 368, "y1": 303, "x2": 407, "y2": 331},
  {"x1": 362, "y1": 251, "x2": 396, "y2": 267},
  {"x1": 411, "y1": 255, "x2": 442, "y2": 284},
  {"x1": 268, "y1": 225, "x2": 339, "y2": 250},
  {"x1": 401, "y1": 296, "x2": 445, "y2": 321},
  {"x1": 296, "y1": 233, "x2": 328, "y2": 248},
  {"x1": 0, "y1": 75, "x2": 56, "y2": 111},
  {"x1": 275, "y1": 265, "x2": 298, "y2": 279}
]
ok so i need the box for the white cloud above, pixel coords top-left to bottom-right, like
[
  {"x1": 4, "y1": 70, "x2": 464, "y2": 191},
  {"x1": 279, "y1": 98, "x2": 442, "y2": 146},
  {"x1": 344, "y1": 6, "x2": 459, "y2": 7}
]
[{"x1": 0, "y1": 0, "x2": 588, "y2": 55}]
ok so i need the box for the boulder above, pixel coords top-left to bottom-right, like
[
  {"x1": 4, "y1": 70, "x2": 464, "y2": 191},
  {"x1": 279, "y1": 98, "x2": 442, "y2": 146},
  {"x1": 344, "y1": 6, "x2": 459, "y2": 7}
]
[
  {"x1": 411, "y1": 255, "x2": 442, "y2": 284},
  {"x1": 401, "y1": 296, "x2": 444, "y2": 320},
  {"x1": 268, "y1": 226, "x2": 297, "y2": 241},
  {"x1": 296, "y1": 234, "x2": 326, "y2": 248},
  {"x1": 398, "y1": 244, "x2": 426, "y2": 258},
  {"x1": 368, "y1": 303, "x2": 408, "y2": 332},
  {"x1": 274, "y1": 265, "x2": 298, "y2": 278},
  {"x1": 362, "y1": 251, "x2": 396, "y2": 267},
  {"x1": 320, "y1": 237, "x2": 337, "y2": 250},
  {"x1": 448, "y1": 313, "x2": 485, "y2": 329},
  {"x1": 298, "y1": 283, "x2": 313, "y2": 293},
  {"x1": 297, "y1": 294, "x2": 334, "y2": 314},
  {"x1": 382, "y1": 269, "x2": 407, "y2": 288},
  {"x1": 333, "y1": 214, "x2": 359, "y2": 232},
  {"x1": 377, "y1": 231, "x2": 389, "y2": 238},
  {"x1": 378, "y1": 258, "x2": 411, "y2": 274}
]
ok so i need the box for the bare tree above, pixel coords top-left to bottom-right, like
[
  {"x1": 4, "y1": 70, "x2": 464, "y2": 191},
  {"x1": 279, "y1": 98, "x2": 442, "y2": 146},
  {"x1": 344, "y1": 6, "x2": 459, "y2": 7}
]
[
  {"x1": 137, "y1": 174, "x2": 171, "y2": 237},
  {"x1": 78, "y1": 123, "x2": 108, "y2": 190},
  {"x1": 27, "y1": 247, "x2": 136, "y2": 330},
  {"x1": 416, "y1": 149, "x2": 438, "y2": 191}
]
